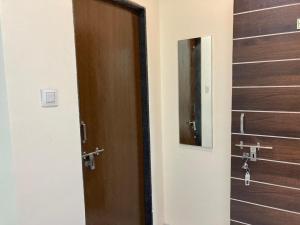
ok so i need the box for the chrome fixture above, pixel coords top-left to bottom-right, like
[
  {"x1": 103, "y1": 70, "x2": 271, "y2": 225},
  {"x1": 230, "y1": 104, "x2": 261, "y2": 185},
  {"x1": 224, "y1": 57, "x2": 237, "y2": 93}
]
[
  {"x1": 240, "y1": 113, "x2": 245, "y2": 134},
  {"x1": 82, "y1": 147, "x2": 104, "y2": 170},
  {"x1": 80, "y1": 121, "x2": 88, "y2": 144}
]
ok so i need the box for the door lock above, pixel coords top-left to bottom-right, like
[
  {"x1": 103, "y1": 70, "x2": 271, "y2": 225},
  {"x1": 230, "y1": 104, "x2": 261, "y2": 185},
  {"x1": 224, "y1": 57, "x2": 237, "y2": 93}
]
[
  {"x1": 82, "y1": 147, "x2": 104, "y2": 170},
  {"x1": 188, "y1": 120, "x2": 197, "y2": 131},
  {"x1": 187, "y1": 120, "x2": 198, "y2": 139}
]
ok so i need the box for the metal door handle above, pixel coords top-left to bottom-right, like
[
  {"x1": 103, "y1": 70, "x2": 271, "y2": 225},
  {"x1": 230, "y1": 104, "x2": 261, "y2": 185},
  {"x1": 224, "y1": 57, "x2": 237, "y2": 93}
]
[
  {"x1": 82, "y1": 147, "x2": 104, "y2": 159},
  {"x1": 82, "y1": 147, "x2": 104, "y2": 170},
  {"x1": 240, "y1": 113, "x2": 245, "y2": 134},
  {"x1": 188, "y1": 120, "x2": 197, "y2": 131},
  {"x1": 81, "y1": 121, "x2": 87, "y2": 144}
]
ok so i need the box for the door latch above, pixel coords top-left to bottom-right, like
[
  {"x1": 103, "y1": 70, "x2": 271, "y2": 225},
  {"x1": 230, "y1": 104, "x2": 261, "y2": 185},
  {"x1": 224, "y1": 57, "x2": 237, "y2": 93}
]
[
  {"x1": 82, "y1": 147, "x2": 104, "y2": 170},
  {"x1": 242, "y1": 148, "x2": 257, "y2": 162},
  {"x1": 188, "y1": 120, "x2": 197, "y2": 131},
  {"x1": 250, "y1": 146, "x2": 257, "y2": 162},
  {"x1": 236, "y1": 141, "x2": 273, "y2": 162},
  {"x1": 187, "y1": 120, "x2": 197, "y2": 139}
]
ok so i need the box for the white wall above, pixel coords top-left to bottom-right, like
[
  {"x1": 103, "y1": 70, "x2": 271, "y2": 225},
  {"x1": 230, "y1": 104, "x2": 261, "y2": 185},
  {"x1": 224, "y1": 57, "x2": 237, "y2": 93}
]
[
  {"x1": 0, "y1": 0, "x2": 164, "y2": 225},
  {"x1": 0, "y1": 7, "x2": 17, "y2": 224},
  {"x1": 1, "y1": 0, "x2": 234, "y2": 223},
  {"x1": 159, "y1": 0, "x2": 233, "y2": 224},
  {"x1": 0, "y1": 1, "x2": 86, "y2": 225}
]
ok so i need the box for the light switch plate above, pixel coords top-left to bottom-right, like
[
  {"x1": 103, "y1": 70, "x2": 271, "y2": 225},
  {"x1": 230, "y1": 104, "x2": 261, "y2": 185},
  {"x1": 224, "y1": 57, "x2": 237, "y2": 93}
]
[
  {"x1": 297, "y1": 18, "x2": 300, "y2": 30},
  {"x1": 41, "y1": 89, "x2": 58, "y2": 107}
]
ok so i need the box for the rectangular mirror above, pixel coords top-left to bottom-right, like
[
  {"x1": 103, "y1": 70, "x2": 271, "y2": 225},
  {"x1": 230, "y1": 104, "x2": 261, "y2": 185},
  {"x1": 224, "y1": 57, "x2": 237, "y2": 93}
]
[{"x1": 178, "y1": 36, "x2": 212, "y2": 148}]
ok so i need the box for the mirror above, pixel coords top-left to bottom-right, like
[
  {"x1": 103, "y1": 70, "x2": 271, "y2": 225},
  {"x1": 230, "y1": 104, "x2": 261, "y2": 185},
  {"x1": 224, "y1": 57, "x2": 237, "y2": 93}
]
[{"x1": 178, "y1": 36, "x2": 212, "y2": 148}]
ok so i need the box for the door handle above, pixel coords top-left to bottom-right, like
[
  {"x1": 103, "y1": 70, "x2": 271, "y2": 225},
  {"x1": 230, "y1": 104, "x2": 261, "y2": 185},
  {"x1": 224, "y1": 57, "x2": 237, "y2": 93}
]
[
  {"x1": 188, "y1": 120, "x2": 197, "y2": 131},
  {"x1": 82, "y1": 147, "x2": 104, "y2": 170},
  {"x1": 80, "y1": 121, "x2": 88, "y2": 144},
  {"x1": 187, "y1": 120, "x2": 197, "y2": 139},
  {"x1": 240, "y1": 113, "x2": 245, "y2": 134}
]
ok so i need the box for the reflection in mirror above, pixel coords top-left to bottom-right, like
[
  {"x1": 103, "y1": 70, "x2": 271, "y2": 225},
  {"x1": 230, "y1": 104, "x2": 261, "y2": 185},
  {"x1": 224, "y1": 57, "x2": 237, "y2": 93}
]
[{"x1": 178, "y1": 36, "x2": 212, "y2": 148}]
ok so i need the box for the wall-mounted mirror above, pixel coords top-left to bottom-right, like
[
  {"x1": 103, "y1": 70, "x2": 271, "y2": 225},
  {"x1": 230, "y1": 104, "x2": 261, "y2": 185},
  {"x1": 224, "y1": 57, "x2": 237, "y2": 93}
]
[{"x1": 178, "y1": 36, "x2": 212, "y2": 148}]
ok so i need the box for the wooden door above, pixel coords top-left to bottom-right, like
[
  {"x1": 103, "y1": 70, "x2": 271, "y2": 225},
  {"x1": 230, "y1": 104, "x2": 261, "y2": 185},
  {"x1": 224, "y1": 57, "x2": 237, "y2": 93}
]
[
  {"x1": 231, "y1": 1, "x2": 300, "y2": 224},
  {"x1": 73, "y1": 0, "x2": 150, "y2": 224}
]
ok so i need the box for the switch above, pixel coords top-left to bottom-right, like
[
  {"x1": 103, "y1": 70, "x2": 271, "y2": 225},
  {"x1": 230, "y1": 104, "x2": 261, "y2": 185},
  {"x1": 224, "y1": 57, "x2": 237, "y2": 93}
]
[
  {"x1": 297, "y1": 19, "x2": 300, "y2": 30},
  {"x1": 41, "y1": 89, "x2": 58, "y2": 107}
]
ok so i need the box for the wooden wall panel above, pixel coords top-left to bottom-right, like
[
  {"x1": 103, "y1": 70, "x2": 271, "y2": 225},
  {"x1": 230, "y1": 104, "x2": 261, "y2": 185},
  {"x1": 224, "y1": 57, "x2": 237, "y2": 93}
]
[
  {"x1": 232, "y1": 88, "x2": 300, "y2": 111},
  {"x1": 234, "y1": 0, "x2": 300, "y2": 13},
  {"x1": 234, "y1": 5, "x2": 300, "y2": 38},
  {"x1": 233, "y1": 61, "x2": 300, "y2": 86},
  {"x1": 232, "y1": 112, "x2": 300, "y2": 137},
  {"x1": 232, "y1": 2, "x2": 300, "y2": 224},
  {"x1": 232, "y1": 135, "x2": 300, "y2": 163},
  {"x1": 231, "y1": 157, "x2": 300, "y2": 189},
  {"x1": 233, "y1": 33, "x2": 300, "y2": 63},
  {"x1": 231, "y1": 200, "x2": 300, "y2": 225},
  {"x1": 231, "y1": 179, "x2": 300, "y2": 212}
]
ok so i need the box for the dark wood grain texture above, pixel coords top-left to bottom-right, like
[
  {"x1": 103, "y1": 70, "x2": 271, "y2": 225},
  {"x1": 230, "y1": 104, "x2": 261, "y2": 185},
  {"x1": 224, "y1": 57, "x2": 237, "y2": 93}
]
[
  {"x1": 231, "y1": 200, "x2": 300, "y2": 225},
  {"x1": 178, "y1": 38, "x2": 202, "y2": 146},
  {"x1": 233, "y1": 33, "x2": 300, "y2": 62},
  {"x1": 232, "y1": 2, "x2": 300, "y2": 224},
  {"x1": 232, "y1": 134, "x2": 300, "y2": 163},
  {"x1": 73, "y1": 0, "x2": 147, "y2": 224},
  {"x1": 232, "y1": 112, "x2": 300, "y2": 137},
  {"x1": 234, "y1": 0, "x2": 300, "y2": 13},
  {"x1": 178, "y1": 39, "x2": 196, "y2": 145},
  {"x1": 231, "y1": 157, "x2": 300, "y2": 188},
  {"x1": 234, "y1": 5, "x2": 300, "y2": 38},
  {"x1": 233, "y1": 61, "x2": 300, "y2": 86},
  {"x1": 231, "y1": 179, "x2": 300, "y2": 212},
  {"x1": 232, "y1": 87, "x2": 300, "y2": 111}
]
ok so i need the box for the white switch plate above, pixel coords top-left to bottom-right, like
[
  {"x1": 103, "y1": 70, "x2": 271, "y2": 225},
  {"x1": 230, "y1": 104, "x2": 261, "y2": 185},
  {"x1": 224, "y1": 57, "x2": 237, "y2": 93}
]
[
  {"x1": 297, "y1": 18, "x2": 300, "y2": 30},
  {"x1": 41, "y1": 89, "x2": 58, "y2": 107}
]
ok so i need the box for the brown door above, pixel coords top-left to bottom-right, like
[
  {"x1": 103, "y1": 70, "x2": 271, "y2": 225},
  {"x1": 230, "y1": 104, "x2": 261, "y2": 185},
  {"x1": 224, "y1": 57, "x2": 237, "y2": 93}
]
[
  {"x1": 231, "y1": 1, "x2": 300, "y2": 224},
  {"x1": 73, "y1": 0, "x2": 147, "y2": 224}
]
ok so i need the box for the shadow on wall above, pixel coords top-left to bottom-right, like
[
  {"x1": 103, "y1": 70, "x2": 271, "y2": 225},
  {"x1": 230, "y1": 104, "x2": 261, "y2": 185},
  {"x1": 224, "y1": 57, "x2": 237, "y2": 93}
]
[{"x1": 0, "y1": 23, "x2": 17, "y2": 225}]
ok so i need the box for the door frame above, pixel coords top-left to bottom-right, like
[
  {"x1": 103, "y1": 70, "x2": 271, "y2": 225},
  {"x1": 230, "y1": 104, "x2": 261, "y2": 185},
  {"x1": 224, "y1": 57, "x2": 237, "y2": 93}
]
[{"x1": 74, "y1": 0, "x2": 153, "y2": 224}]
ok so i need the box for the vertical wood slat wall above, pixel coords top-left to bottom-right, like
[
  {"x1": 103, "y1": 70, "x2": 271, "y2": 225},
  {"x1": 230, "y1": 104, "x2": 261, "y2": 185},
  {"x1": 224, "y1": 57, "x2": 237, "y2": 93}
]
[{"x1": 231, "y1": 1, "x2": 300, "y2": 224}]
